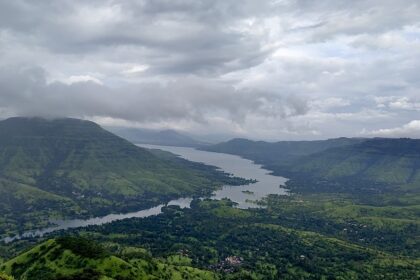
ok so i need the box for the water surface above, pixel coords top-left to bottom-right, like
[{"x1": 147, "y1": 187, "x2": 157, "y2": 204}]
[{"x1": 142, "y1": 144, "x2": 288, "y2": 208}]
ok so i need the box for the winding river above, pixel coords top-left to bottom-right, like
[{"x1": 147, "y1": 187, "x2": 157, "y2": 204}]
[{"x1": 3, "y1": 145, "x2": 288, "y2": 243}]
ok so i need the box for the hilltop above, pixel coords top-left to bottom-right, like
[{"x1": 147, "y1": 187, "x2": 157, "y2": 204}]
[
  {"x1": 0, "y1": 237, "x2": 218, "y2": 280},
  {"x1": 108, "y1": 127, "x2": 208, "y2": 147},
  {"x1": 201, "y1": 137, "x2": 366, "y2": 169}
]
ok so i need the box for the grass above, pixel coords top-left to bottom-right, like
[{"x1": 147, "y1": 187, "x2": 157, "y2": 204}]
[{"x1": 1, "y1": 238, "x2": 219, "y2": 280}]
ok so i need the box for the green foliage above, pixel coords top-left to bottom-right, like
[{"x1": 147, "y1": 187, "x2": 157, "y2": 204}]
[
  {"x1": 1, "y1": 195, "x2": 418, "y2": 279},
  {"x1": 0, "y1": 272, "x2": 14, "y2": 280},
  {"x1": 286, "y1": 138, "x2": 420, "y2": 191},
  {"x1": 1, "y1": 238, "x2": 219, "y2": 280},
  {"x1": 261, "y1": 194, "x2": 420, "y2": 257},
  {"x1": 33, "y1": 199, "x2": 415, "y2": 280},
  {"x1": 56, "y1": 236, "x2": 108, "y2": 259}
]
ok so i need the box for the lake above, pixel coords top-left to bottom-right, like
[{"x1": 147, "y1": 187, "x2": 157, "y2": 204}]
[{"x1": 142, "y1": 144, "x2": 288, "y2": 208}]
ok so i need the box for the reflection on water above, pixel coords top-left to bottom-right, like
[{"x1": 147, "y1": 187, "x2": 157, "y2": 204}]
[{"x1": 4, "y1": 145, "x2": 287, "y2": 243}]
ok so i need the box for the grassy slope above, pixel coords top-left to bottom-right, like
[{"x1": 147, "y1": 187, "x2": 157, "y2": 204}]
[
  {"x1": 287, "y1": 138, "x2": 420, "y2": 187},
  {"x1": 200, "y1": 137, "x2": 365, "y2": 169},
  {"x1": 202, "y1": 138, "x2": 420, "y2": 203},
  {"x1": 0, "y1": 238, "x2": 218, "y2": 280},
  {"x1": 0, "y1": 179, "x2": 81, "y2": 234},
  {"x1": 0, "y1": 117, "x2": 243, "y2": 236},
  {"x1": 202, "y1": 137, "x2": 420, "y2": 189}
]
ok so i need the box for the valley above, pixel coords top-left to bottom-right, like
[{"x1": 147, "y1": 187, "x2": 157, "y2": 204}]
[
  {"x1": 0, "y1": 119, "x2": 419, "y2": 279},
  {"x1": 1, "y1": 1, "x2": 419, "y2": 279},
  {"x1": 0, "y1": 118, "x2": 249, "y2": 239},
  {"x1": 3, "y1": 144, "x2": 286, "y2": 243}
]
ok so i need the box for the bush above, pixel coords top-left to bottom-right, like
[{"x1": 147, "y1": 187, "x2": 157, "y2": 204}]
[
  {"x1": 56, "y1": 236, "x2": 109, "y2": 259},
  {"x1": 0, "y1": 272, "x2": 14, "y2": 280}
]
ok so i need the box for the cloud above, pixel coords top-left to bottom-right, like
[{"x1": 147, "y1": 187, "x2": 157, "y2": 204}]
[
  {"x1": 0, "y1": 65, "x2": 308, "y2": 127},
  {"x1": 0, "y1": 0, "x2": 276, "y2": 76},
  {"x1": 309, "y1": 97, "x2": 351, "y2": 111},
  {"x1": 123, "y1": 65, "x2": 150, "y2": 75},
  {"x1": 0, "y1": 1, "x2": 419, "y2": 140},
  {"x1": 362, "y1": 120, "x2": 420, "y2": 138},
  {"x1": 63, "y1": 75, "x2": 103, "y2": 85},
  {"x1": 375, "y1": 96, "x2": 420, "y2": 111},
  {"x1": 289, "y1": 0, "x2": 420, "y2": 41}
]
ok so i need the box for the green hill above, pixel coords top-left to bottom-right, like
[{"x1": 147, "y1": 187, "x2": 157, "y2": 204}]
[
  {"x1": 200, "y1": 137, "x2": 365, "y2": 170},
  {"x1": 0, "y1": 117, "x2": 242, "y2": 237},
  {"x1": 107, "y1": 127, "x2": 208, "y2": 147},
  {"x1": 201, "y1": 137, "x2": 420, "y2": 202},
  {"x1": 0, "y1": 237, "x2": 218, "y2": 280},
  {"x1": 285, "y1": 138, "x2": 420, "y2": 194}
]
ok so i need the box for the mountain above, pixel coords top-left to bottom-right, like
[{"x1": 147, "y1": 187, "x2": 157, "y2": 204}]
[
  {"x1": 107, "y1": 127, "x2": 208, "y2": 147},
  {"x1": 201, "y1": 137, "x2": 420, "y2": 196},
  {"x1": 0, "y1": 237, "x2": 218, "y2": 280},
  {"x1": 201, "y1": 137, "x2": 366, "y2": 171},
  {"x1": 0, "y1": 117, "x2": 240, "y2": 237},
  {"x1": 284, "y1": 138, "x2": 420, "y2": 194}
]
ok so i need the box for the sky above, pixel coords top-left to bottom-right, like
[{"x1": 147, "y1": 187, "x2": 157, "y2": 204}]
[{"x1": 0, "y1": 0, "x2": 419, "y2": 140}]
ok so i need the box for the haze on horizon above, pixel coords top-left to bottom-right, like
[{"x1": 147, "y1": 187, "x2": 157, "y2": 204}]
[{"x1": 0, "y1": 0, "x2": 419, "y2": 141}]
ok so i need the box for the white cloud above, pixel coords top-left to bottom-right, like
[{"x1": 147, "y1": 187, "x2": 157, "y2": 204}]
[
  {"x1": 374, "y1": 96, "x2": 420, "y2": 111},
  {"x1": 362, "y1": 120, "x2": 420, "y2": 138},
  {"x1": 122, "y1": 65, "x2": 150, "y2": 75},
  {"x1": 62, "y1": 75, "x2": 103, "y2": 85},
  {"x1": 309, "y1": 97, "x2": 350, "y2": 110}
]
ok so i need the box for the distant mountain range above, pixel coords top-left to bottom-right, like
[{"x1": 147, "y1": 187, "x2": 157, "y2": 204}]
[
  {"x1": 200, "y1": 137, "x2": 366, "y2": 169},
  {"x1": 0, "y1": 117, "x2": 238, "y2": 236},
  {"x1": 107, "y1": 127, "x2": 209, "y2": 147},
  {"x1": 201, "y1": 137, "x2": 420, "y2": 195}
]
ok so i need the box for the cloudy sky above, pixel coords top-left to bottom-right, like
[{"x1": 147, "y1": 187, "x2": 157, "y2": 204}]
[{"x1": 0, "y1": 0, "x2": 419, "y2": 140}]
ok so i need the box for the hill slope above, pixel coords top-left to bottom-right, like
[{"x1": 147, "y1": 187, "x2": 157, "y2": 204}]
[
  {"x1": 0, "y1": 237, "x2": 218, "y2": 280},
  {"x1": 285, "y1": 138, "x2": 420, "y2": 194},
  {"x1": 202, "y1": 137, "x2": 420, "y2": 198},
  {"x1": 0, "y1": 117, "x2": 241, "y2": 236},
  {"x1": 108, "y1": 127, "x2": 208, "y2": 147},
  {"x1": 201, "y1": 137, "x2": 366, "y2": 170}
]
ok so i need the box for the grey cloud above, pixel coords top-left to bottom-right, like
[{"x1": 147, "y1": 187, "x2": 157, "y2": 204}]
[
  {"x1": 0, "y1": 0, "x2": 276, "y2": 75},
  {"x1": 0, "y1": 65, "x2": 308, "y2": 125},
  {"x1": 289, "y1": 0, "x2": 420, "y2": 40},
  {"x1": 0, "y1": 1, "x2": 419, "y2": 140}
]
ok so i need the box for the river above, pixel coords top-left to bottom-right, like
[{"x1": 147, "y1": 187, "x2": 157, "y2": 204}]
[{"x1": 3, "y1": 145, "x2": 288, "y2": 243}]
